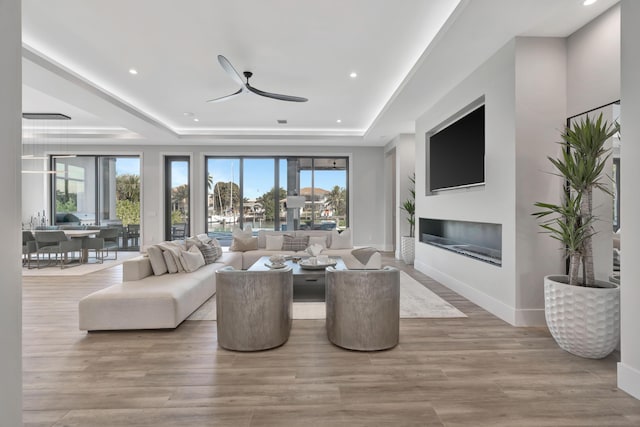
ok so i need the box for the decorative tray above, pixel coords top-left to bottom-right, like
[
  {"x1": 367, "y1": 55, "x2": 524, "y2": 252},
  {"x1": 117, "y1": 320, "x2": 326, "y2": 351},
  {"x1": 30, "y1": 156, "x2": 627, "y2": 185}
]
[{"x1": 298, "y1": 260, "x2": 337, "y2": 270}]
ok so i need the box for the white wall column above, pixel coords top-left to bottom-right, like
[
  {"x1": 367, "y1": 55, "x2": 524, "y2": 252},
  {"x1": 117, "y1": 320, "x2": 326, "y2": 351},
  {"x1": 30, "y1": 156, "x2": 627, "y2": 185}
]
[
  {"x1": 618, "y1": 0, "x2": 640, "y2": 400},
  {"x1": 0, "y1": 0, "x2": 23, "y2": 424}
]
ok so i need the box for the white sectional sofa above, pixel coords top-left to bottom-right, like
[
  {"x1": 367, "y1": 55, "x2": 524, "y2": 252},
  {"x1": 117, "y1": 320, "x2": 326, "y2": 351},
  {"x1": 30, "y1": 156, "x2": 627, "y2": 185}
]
[
  {"x1": 79, "y1": 251, "x2": 242, "y2": 331},
  {"x1": 78, "y1": 229, "x2": 379, "y2": 331}
]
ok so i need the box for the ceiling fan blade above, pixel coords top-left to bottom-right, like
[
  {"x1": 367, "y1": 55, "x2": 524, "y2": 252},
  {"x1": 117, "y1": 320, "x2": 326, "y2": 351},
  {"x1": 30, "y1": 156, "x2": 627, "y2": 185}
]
[
  {"x1": 246, "y1": 85, "x2": 308, "y2": 102},
  {"x1": 217, "y1": 55, "x2": 245, "y2": 87},
  {"x1": 206, "y1": 88, "x2": 243, "y2": 103}
]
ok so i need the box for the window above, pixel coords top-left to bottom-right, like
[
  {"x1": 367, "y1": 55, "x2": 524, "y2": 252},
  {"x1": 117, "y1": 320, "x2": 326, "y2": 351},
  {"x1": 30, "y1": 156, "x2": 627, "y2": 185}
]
[
  {"x1": 206, "y1": 156, "x2": 348, "y2": 245},
  {"x1": 52, "y1": 155, "x2": 140, "y2": 248},
  {"x1": 165, "y1": 156, "x2": 190, "y2": 241}
]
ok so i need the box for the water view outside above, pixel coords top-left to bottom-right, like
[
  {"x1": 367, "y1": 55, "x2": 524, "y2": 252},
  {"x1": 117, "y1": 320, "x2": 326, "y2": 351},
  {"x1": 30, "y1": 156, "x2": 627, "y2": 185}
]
[{"x1": 206, "y1": 157, "x2": 348, "y2": 245}]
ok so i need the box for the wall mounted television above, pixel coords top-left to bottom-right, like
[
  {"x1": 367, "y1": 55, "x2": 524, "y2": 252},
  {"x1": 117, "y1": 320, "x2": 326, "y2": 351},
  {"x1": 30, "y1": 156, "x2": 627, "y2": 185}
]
[{"x1": 428, "y1": 104, "x2": 485, "y2": 192}]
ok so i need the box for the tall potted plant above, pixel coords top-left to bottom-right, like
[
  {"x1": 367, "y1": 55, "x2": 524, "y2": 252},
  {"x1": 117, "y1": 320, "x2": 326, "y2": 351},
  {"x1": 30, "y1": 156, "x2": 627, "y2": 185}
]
[
  {"x1": 400, "y1": 173, "x2": 416, "y2": 264},
  {"x1": 533, "y1": 113, "x2": 620, "y2": 359}
]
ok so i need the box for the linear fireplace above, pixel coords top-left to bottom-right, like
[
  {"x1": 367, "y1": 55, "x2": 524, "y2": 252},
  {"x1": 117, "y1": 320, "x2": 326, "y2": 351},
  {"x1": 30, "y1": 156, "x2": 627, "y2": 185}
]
[{"x1": 419, "y1": 218, "x2": 502, "y2": 266}]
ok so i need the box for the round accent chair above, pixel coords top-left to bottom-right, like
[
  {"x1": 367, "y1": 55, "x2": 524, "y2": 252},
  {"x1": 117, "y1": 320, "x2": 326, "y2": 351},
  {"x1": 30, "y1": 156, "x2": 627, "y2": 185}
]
[
  {"x1": 325, "y1": 266, "x2": 400, "y2": 351},
  {"x1": 215, "y1": 266, "x2": 293, "y2": 351}
]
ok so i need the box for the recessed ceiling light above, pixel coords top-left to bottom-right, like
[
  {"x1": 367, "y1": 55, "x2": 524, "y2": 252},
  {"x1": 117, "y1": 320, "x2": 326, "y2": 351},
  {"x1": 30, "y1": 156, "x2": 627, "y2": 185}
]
[
  {"x1": 583, "y1": 0, "x2": 597, "y2": 5},
  {"x1": 349, "y1": 72, "x2": 357, "y2": 78},
  {"x1": 277, "y1": 119, "x2": 288, "y2": 124},
  {"x1": 193, "y1": 118, "x2": 199, "y2": 122},
  {"x1": 336, "y1": 119, "x2": 342, "y2": 123},
  {"x1": 128, "y1": 68, "x2": 138, "y2": 75}
]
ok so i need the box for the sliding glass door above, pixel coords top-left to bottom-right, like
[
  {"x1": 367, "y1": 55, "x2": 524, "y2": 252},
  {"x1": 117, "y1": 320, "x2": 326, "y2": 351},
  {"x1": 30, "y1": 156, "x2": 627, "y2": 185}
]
[{"x1": 206, "y1": 156, "x2": 348, "y2": 245}]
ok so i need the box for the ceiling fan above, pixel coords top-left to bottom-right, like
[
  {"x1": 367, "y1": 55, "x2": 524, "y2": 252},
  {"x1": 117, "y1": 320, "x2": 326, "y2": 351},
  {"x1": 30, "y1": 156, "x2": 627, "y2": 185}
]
[{"x1": 207, "y1": 55, "x2": 308, "y2": 103}]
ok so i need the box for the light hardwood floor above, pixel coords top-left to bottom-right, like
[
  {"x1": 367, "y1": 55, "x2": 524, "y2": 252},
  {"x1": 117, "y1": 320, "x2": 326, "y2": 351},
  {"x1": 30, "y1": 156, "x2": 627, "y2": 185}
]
[{"x1": 22, "y1": 254, "x2": 640, "y2": 426}]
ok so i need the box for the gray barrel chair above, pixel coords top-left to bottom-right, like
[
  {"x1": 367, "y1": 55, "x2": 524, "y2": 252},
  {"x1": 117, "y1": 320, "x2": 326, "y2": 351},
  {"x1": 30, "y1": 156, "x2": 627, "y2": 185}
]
[
  {"x1": 325, "y1": 266, "x2": 400, "y2": 351},
  {"x1": 215, "y1": 266, "x2": 293, "y2": 351}
]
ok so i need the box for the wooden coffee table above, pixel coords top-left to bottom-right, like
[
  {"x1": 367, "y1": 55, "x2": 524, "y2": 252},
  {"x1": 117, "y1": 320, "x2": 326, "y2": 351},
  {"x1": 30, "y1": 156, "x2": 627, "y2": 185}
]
[{"x1": 248, "y1": 256, "x2": 346, "y2": 301}]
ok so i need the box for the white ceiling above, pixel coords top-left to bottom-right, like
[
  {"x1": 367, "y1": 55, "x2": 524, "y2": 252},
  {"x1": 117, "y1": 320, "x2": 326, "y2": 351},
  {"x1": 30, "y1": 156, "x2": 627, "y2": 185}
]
[{"x1": 21, "y1": 0, "x2": 619, "y2": 146}]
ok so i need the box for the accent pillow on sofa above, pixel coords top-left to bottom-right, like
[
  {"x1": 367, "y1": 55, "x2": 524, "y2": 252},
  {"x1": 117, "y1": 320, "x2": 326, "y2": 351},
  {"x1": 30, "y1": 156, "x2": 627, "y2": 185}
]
[
  {"x1": 330, "y1": 228, "x2": 352, "y2": 249},
  {"x1": 147, "y1": 245, "x2": 168, "y2": 276},
  {"x1": 265, "y1": 234, "x2": 284, "y2": 250},
  {"x1": 230, "y1": 236, "x2": 258, "y2": 252},
  {"x1": 206, "y1": 237, "x2": 223, "y2": 260},
  {"x1": 157, "y1": 241, "x2": 186, "y2": 272},
  {"x1": 308, "y1": 235, "x2": 327, "y2": 249},
  {"x1": 200, "y1": 245, "x2": 218, "y2": 264},
  {"x1": 163, "y1": 250, "x2": 179, "y2": 273},
  {"x1": 186, "y1": 236, "x2": 205, "y2": 250},
  {"x1": 181, "y1": 245, "x2": 205, "y2": 272},
  {"x1": 282, "y1": 234, "x2": 309, "y2": 251}
]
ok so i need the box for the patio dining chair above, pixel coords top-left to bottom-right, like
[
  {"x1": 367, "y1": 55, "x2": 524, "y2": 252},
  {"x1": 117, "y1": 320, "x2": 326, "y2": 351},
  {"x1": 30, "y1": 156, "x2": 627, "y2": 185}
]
[
  {"x1": 22, "y1": 230, "x2": 37, "y2": 269},
  {"x1": 83, "y1": 228, "x2": 120, "y2": 263},
  {"x1": 34, "y1": 231, "x2": 82, "y2": 269}
]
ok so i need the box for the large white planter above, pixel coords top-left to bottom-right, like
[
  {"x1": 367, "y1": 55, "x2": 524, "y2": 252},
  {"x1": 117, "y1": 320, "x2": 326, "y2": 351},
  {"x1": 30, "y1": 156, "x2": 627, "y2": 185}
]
[
  {"x1": 400, "y1": 236, "x2": 415, "y2": 265},
  {"x1": 544, "y1": 275, "x2": 620, "y2": 359}
]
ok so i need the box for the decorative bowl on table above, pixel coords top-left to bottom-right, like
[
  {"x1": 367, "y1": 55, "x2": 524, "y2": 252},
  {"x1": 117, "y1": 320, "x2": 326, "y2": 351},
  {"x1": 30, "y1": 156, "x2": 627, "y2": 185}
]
[
  {"x1": 266, "y1": 254, "x2": 287, "y2": 269},
  {"x1": 299, "y1": 257, "x2": 337, "y2": 270}
]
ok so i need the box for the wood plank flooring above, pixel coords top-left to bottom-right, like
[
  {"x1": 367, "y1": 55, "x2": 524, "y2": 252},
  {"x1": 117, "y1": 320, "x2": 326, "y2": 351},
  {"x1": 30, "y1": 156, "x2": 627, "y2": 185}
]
[{"x1": 22, "y1": 254, "x2": 640, "y2": 426}]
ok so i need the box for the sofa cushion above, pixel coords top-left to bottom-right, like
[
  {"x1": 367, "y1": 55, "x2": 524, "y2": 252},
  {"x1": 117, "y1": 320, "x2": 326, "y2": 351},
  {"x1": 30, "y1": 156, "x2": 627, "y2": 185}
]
[
  {"x1": 257, "y1": 230, "x2": 286, "y2": 248},
  {"x1": 185, "y1": 236, "x2": 205, "y2": 250},
  {"x1": 295, "y1": 230, "x2": 333, "y2": 248},
  {"x1": 330, "y1": 228, "x2": 352, "y2": 249},
  {"x1": 308, "y1": 235, "x2": 327, "y2": 249},
  {"x1": 163, "y1": 250, "x2": 179, "y2": 273},
  {"x1": 200, "y1": 245, "x2": 218, "y2": 264},
  {"x1": 157, "y1": 241, "x2": 186, "y2": 272},
  {"x1": 231, "y1": 236, "x2": 258, "y2": 252},
  {"x1": 266, "y1": 234, "x2": 284, "y2": 250},
  {"x1": 147, "y1": 246, "x2": 167, "y2": 276},
  {"x1": 283, "y1": 234, "x2": 309, "y2": 251},
  {"x1": 181, "y1": 245, "x2": 205, "y2": 272}
]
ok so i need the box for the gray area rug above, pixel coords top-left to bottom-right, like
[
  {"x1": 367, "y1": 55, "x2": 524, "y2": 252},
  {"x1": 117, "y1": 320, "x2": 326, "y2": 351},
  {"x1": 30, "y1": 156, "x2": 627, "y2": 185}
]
[{"x1": 187, "y1": 271, "x2": 466, "y2": 320}]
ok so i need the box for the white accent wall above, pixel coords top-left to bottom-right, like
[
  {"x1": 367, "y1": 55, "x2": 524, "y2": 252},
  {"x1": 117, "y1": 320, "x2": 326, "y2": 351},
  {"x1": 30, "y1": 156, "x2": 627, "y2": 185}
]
[
  {"x1": 0, "y1": 0, "x2": 23, "y2": 425},
  {"x1": 619, "y1": 0, "x2": 640, "y2": 401},
  {"x1": 567, "y1": 4, "x2": 621, "y2": 118},
  {"x1": 414, "y1": 38, "x2": 567, "y2": 326},
  {"x1": 385, "y1": 134, "x2": 416, "y2": 259}
]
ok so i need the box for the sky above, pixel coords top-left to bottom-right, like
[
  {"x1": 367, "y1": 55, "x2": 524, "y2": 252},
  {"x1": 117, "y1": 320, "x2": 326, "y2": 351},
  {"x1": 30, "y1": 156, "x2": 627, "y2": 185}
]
[{"x1": 115, "y1": 157, "x2": 346, "y2": 200}]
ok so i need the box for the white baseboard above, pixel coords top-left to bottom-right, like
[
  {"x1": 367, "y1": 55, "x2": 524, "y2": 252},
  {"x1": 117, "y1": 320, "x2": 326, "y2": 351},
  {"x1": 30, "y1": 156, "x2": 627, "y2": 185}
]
[
  {"x1": 415, "y1": 260, "x2": 545, "y2": 327},
  {"x1": 618, "y1": 363, "x2": 640, "y2": 400}
]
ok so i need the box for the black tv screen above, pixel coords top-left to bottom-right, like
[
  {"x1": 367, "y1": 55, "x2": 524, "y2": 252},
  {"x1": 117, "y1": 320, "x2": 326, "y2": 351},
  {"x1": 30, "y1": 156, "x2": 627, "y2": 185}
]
[{"x1": 429, "y1": 105, "x2": 485, "y2": 191}]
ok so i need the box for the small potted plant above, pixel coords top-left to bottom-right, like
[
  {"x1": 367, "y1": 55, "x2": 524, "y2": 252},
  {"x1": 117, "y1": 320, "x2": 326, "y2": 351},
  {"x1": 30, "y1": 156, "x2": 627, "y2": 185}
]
[
  {"x1": 400, "y1": 173, "x2": 416, "y2": 264},
  {"x1": 533, "y1": 113, "x2": 620, "y2": 359}
]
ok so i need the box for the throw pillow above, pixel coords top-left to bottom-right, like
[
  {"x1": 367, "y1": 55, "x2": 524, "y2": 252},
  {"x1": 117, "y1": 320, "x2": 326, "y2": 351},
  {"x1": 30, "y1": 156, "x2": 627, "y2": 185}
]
[
  {"x1": 330, "y1": 228, "x2": 352, "y2": 249},
  {"x1": 308, "y1": 235, "x2": 327, "y2": 249},
  {"x1": 185, "y1": 236, "x2": 205, "y2": 250},
  {"x1": 181, "y1": 245, "x2": 205, "y2": 272},
  {"x1": 282, "y1": 234, "x2": 309, "y2": 251},
  {"x1": 196, "y1": 233, "x2": 213, "y2": 245},
  {"x1": 157, "y1": 241, "x2": 186, "y2": 272},
  {"x1": 265, "y1": 234, "x2": 284, "y2": 251},
  {"x1": 232, "y1": 225, "x2": 252, "y2": 239},
  {"x1": 230, "y1": 236, "x2": 258, "y2": 252},
  {"x1": 306, "y1": 243, "x2": 323, "y2": 257},
  {"x1": 207, "y1": 237, "x2": 223, "y2": 260},
  {"x1": 163, "y1": 250, "x2": 179, "y2": 273},
  {"x1": 147, "y1": 245, "x2": 168, "y2": 276},
  {"x1": 200, "y1": 245, "x2": 218, "y2": 264}
]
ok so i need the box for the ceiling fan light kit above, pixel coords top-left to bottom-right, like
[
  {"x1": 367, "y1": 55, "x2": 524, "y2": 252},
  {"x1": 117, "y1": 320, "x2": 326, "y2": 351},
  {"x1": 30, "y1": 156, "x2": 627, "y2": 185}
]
[{"x1": 208, "y1": 55, "x2": 308, "y2": 103}]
